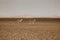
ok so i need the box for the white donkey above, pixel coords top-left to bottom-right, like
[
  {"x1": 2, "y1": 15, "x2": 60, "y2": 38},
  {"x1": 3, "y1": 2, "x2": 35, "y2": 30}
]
[
  {"x1": 17, "y1": 19, "x2": 23, "y2": 23},
  {"x1": 32, "y1": 19, "x2": 36, "y2": 24},
  {"x1": 29, "y1": 19, "x2": 36, "y2": 24}
]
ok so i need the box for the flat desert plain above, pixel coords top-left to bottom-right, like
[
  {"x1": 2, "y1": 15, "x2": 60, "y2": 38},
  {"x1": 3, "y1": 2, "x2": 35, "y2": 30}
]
[{"x1": 0, "y1": 18, "x2": 60, "y2": 40}]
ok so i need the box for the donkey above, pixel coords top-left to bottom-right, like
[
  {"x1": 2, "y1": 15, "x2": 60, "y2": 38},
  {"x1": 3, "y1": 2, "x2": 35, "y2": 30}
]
[{"x1": 17, "y1": 19, "x2": 23, "y2": 23}]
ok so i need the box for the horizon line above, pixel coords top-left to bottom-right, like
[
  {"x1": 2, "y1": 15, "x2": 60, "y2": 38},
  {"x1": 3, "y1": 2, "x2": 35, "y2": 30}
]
[{"x1": 0, "y1": 16, "x2": 60, "y2": 18}]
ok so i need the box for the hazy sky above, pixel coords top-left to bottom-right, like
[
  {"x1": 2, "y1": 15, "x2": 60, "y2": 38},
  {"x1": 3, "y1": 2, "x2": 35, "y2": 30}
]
[{"x1": 0, "y1": 0, "x2": 60, "y2": 17}]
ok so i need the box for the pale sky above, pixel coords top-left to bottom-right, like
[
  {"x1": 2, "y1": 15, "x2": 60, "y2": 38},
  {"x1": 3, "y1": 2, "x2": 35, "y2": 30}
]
[{"x1": 0, "y1": 0, "x2": 60, "y2": 17}]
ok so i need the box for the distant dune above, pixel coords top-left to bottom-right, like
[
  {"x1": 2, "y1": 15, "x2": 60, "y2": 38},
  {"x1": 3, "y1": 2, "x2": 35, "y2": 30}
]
[{"x1": 0, "y1": 16, "x2": 60, "y2": 18}]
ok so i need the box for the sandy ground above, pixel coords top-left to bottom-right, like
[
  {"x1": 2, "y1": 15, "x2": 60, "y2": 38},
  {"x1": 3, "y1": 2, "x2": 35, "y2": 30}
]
[{"x1": 0, "y1": 20, "x2": 60, "y2": 40}]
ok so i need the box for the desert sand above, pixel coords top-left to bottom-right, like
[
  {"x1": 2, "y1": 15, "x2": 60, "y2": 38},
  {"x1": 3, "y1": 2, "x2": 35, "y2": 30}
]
[{"x1": 0, "y1": 18, "x2": 60, "y2": 40}]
